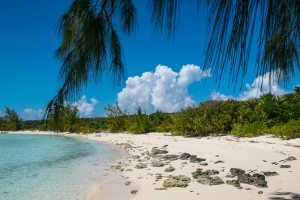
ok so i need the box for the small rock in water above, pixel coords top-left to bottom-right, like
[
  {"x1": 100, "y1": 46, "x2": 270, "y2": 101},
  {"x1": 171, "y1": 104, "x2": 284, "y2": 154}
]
[
  {"x1": 280, "y1": 165, "x2": 291, "y2": 168},
  {"x1": 258, "y1": 191, "x2": 263, "y2": 194},
  {"x1": 271, "y1": 162, "x2": 278, "y2": 165}
]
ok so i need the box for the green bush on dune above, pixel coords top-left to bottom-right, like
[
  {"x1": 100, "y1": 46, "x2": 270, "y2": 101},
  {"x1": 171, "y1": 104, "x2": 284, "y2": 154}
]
[
  {"x1": 269, "y1": 119, "x2": 300, "y2": 139},
  {"x1": 231, "y1": 121, "x2": 268, "y2": 137}
]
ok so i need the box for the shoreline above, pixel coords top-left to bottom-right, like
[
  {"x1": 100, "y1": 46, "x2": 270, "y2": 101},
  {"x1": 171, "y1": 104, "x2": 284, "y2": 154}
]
[
  {"x1": 6, "y1": 131, "x2": 300, "y2": 199},
  {"x1": 6, "y1": 131, "x2": 133, "y2": 200}
]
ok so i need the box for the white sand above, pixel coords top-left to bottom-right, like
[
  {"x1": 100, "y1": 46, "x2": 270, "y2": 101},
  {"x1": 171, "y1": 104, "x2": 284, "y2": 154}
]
[
  {"x1": 8, "y1": 131, "x2": 300, "y2": 199},
  {"x1": 87, "y1": 132, "x2": 300, "y2": 200}
]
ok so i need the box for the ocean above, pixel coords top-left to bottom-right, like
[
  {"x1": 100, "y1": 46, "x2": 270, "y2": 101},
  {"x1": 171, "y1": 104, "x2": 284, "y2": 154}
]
[{"x1": 0, "y1": 134, "x2": 121, "y2": 200}]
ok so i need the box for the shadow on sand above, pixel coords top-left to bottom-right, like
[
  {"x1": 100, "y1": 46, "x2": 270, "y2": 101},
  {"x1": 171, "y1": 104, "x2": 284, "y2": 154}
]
[{"x1": 269, "y1": 192, "x2": 300, "y2": 200}]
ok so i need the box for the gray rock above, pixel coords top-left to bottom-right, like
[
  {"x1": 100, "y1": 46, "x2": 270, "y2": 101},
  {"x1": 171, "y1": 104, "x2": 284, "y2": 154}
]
[
  {"x1": 197, "y1": 176, "x2": 224, "y2": 186},
  {"x1": 192, "y1": 168, "x2": 219, "y2": 179},
  {"x1": 226, "y1": 180, "x2": 241, "y2": 187},
  {"x1": 124, "y1": 143, "x2": 133, "y2": 149},
  {"x1": 152, "y1": 148, "x2": 168, "y2": 155},
  {"x1": 131, "y1": 190, "x2": 138, "y2": 194},
  {"x1": 199, "y1": 162, "x2": 208, "y2": 166},
  {"x1": 286, "y1": 156, "x2": 297, "y2": 161},
  {"x1": 152, "y1": 161, "x2": 165, "y2": 167},
  {"x1": 163, "y1": 175, "x2": 190, "y2": 188},
  {"x1": 125, "y1": 181, "x2": 131, "y2": 186},
  {"x1": 162, "y1": 154, "x2": 179, "y2": 161},
  {"x1": 238, "y1": 173, "x2": 267, "y2": 188},
  {"x1": 154, "y1": 187, "x2": 167, "y2": 190},
  {"x1": 258, "y1": 191, "x2": 263, "y2": 194},
  {"x1": 165, "y1": 166, "x2": 175, "y2": 172},
  {"x1": 135, "y1": 163, "x2": 147, "y2": 169},
  {"x1": 180, "y1": 153, "x2": 191, "y2": 160},
  {"x1": 225, "y1": 174, "x2": 236, "y2": 178},
  {"x1": 280, "y1": 165, "x2": 291, "y2": 168},
  {"x1": 190, "y1": 155, "x2": 206, "y2": 163},
  {"x1": 164, "y1": 179, "x2": 189, "y2": 188},
  {"x1": 214, "y1": 160, "x2": 224, "y2": 164},
  {"x1": 272, "y1": 162, "x2": 279, "y2": 165},
  {"x1": 230, "y1": 168, "x2": 245, "y2": 176},
  {"x1": 173, "y1": 175, "x2": 191, "y2": 182},
  {"x1": 263, "y1": 171, "x2": 279, "y2": 176},
  {"x1": 191, "y1": 168, "x2": 203, "y2": 179}
]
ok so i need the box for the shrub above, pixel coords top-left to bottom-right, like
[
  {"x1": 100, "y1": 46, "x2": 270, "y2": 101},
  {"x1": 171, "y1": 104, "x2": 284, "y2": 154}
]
[
  {"x1": 231, "y1": 121, "x2": 268, "y2": 137},
  {"x1": 269, "y1": 119, "x2": 300, "y2": 139}
]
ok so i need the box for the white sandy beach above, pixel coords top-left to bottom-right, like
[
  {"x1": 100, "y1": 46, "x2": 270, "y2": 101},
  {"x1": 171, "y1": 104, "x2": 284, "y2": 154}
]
[
  {"x1": 87, "y1": 132, "x2": 300, "y2": 200},
  {"x1": 8, "y1": 131, "x2": 300, "y2": 200}
]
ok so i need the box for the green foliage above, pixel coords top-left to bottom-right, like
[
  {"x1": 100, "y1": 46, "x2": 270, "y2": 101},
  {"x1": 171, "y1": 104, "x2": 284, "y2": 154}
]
[
  {"x1": 269, "y1": 119, "x2": 300, "y2": 139},
  {"x1": 46, "y1": 103, "x2": 79, "y2": 132},
  {"x1": 231, "y1": 121, "x2": 268, "y2": 137},
  {"x1": 0, "y1": 118, "x2": 12, "y2": 131},
  {"x1": 2, "y1": 107, "x2": 21, "y2": 131},
  {"x1": 171, "y1": 106, "x2": 198, "y2": 136},
  {"x1": 150, "y1": 111, "x2": 173, "y2": 132},
  {"x1": 127, "y1": 107, "x2": 152, "y2": 134},
  {"x1": 105, "y1": 103, "x2": 127, "y2": 132}
]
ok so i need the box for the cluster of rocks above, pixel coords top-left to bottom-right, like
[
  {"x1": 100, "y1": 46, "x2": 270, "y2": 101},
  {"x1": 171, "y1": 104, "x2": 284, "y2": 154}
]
[
  {"x1": 163, "y1": 175, "x2": 191, "y2": 188},
  {"x1": 228, "y1": 168, "x2": 268, "y2": 188},
  {"x1": 112, "y1": 145, "x2": 293, "y2": 195},
  {"x1": 271, "y1": 156, "x2": 297, "y2": 168},
  {"x1": 192, "y1": 168, "x2": 224, "y2": 186}
]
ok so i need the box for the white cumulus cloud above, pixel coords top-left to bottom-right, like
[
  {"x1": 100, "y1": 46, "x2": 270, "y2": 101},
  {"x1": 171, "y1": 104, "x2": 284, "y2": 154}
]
[
  {"x1": 210, "y1": 91, "x2": 234, "y2": 101},
  {"x1": 118, "y1": 64, "x2": 211, "y2": 114},
  {"x1": 73, "y1": 95, "x2": 99, "y2": 117},
  {"x1": 210, "y1": 72, "x2": 286, "y2": 100},
  {"x1": 22, "y1": 108, "x2": 44, "y2": 120}
]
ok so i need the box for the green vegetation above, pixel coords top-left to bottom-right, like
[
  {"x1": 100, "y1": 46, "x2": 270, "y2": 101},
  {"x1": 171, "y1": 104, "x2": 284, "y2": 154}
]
[
  {"x1": 1, "y1": 107, "x2": 21, "y2": 131},
  {"x1": 1, "y1": 87, "x2": 300, "y2": 139}
]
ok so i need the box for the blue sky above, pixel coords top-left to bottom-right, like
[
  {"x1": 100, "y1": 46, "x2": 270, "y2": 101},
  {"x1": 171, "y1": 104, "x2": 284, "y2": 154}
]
[{"x1": 0, "y1": 1, "x2": 298, "y2": 119}]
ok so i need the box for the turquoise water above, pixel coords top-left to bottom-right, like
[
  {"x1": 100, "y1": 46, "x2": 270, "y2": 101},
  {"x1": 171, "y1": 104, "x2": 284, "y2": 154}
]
[{"x1": 0, "y1": 134, "x2": 121, "y2": 200}]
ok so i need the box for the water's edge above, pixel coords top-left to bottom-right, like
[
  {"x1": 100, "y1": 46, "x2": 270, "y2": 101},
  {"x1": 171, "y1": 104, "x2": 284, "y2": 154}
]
[{"x1": 4, "y1": 132, "x2": 128, "y2": 200}]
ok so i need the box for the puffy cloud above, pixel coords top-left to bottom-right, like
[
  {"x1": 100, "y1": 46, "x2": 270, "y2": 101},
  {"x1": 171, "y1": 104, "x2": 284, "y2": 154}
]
[
  {"x1": 73, "y1": 95, "x2": 98, "y2": 117},
  {"x1": 210, "y1": 91, "x2": 234, "y2": 101},
  {"x1": 210, "y1": 72, "x2": 286, "y2": 100},
  {"x1": 118, "y1": 64, "x2": 211, "y2": 114},
  {"x1": 22, "y1": 108, "x2": 44, "y2": 120}
]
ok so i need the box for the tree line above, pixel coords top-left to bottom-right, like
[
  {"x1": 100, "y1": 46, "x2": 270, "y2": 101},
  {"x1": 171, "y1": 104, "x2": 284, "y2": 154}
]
[{"x1": 1, "y1": 86, "x2": 299, "y2": 139}]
